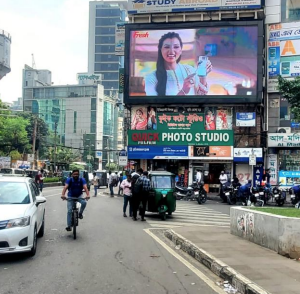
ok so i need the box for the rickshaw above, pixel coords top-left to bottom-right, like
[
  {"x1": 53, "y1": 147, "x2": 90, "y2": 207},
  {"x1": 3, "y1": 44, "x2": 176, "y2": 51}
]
[{"x1": 147, "y1": 171, "x2": 176, "y2": 220}]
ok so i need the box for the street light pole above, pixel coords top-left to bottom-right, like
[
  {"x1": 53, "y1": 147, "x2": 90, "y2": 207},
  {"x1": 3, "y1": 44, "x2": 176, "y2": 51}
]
[
  {"x1": 54, "y1": 122, "x2": 57, "y2": 173},
  {"x1": 32, "y1": 117, "x2": 37, "y2": 169}
]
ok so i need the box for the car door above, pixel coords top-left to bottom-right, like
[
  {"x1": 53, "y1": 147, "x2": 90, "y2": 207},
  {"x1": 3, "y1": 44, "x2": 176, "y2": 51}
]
[{"x1": 29, "y1": 181, "x2": 43, "y2": 229}]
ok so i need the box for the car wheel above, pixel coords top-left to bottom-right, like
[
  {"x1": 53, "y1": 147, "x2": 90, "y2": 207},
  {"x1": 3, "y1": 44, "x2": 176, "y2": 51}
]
[
  {"x1": 29, "y1": 226, "x2": 37, "y2": 257},
  {"x1": 37, "y1": 212, "x2": 45, "y2": 238}
]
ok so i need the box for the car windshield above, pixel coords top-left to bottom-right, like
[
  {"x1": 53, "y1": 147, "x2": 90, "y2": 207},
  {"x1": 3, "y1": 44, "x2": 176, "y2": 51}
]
[
  {"x1": 0, "y1": 182, "x2": 30, "y2": 204},
  {"x1": 151, "y1": 176, "x2": 174, "y2": 189}
]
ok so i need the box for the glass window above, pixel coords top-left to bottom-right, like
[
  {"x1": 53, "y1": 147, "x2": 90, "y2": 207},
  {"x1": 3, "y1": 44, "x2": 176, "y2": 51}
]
[
  {"x1": 103, "y1": 72, "x2": 119, "y2": 80},
  {"x1": 85, "y1": 87, "x2": 97, "y2": 97},
  {"x1": 151, "y1": 176, "x2": 174, "y2": 188},
  {"x1": 279, "y1": 150, "x2": 300, "y2": 175},
  {"x1": 45, "y1": 88, "x2": 55, "y2": 98},
  {"x1": 94, "y1": 63, "x2": 119, "y2": 71},
  {"x1": 0, "y1": 182, "x2": 30, "y2": 204},
  {"x1": 95, "y1": 17, "x2": 120, "y2": 26},
  {"x1": 96, "y1": 8, "x2": 120, "y2": 17},
  {"x1": 95, "y1": 36, "x2": 115, "y2": 44},
  {"x1": 74, "y1": 111, "x2": 77, "y2": 133},
  {"x1": 95, "y1": 27, "x2": 115, "y2": 35},
  {"x1": 103, "y1": 81, "x2": 119, "y2": 90},
  {"x1": 281, "y1": 0, "x2": 300, "y2": 22},
  {"x1": 33, "y1": 88, "x2": 45, "y2": 99},
  {"x1": 95, "y1": 45, "x2": 114, "y2": 53},
  {"x1": 91, "y1": 111, "x2": 96, "y2": 123},
  {"x1": 95, "y1": 54, "x2": 119, "y2": 63},
  {"x1": 90, "y1": 122, "x2": 96, "y2": 134},
  {"x1": 91, "y1": 98, "x2": 96, "y2": 110}
]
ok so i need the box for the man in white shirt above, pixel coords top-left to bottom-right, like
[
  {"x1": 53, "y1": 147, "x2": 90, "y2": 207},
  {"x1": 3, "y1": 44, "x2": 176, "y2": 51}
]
[
  {"x1": 92, "y1": 172, "x2": 99, "y2": 197},
  {"x1": 196, "y1": 170, "x2": 203, "y2": 185},
  {"x1": 219, "y1": 171, "x2": 228, "y2": 202}
]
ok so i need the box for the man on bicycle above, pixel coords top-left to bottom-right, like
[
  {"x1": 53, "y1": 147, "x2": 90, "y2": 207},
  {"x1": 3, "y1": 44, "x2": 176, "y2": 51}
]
[{"x1": 61, "y1": 169, "x2": 90, "y2": 231}]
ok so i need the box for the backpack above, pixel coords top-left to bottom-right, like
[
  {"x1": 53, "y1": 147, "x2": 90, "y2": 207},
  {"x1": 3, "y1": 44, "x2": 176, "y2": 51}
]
[
  {"x1": 111, "y1": 176, "x2": 118, "y2": 187},
  {"x1": 68, "y1": 177, "x2": 84, "y2": 192},
  {"x1": 133, "y1": 177, "x2": 143, "y2": 194}
]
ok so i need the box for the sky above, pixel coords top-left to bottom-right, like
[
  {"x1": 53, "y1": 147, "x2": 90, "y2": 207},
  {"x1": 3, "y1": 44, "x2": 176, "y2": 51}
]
[{"x1": 0, "y1": 0, "x2": 90, "y2": 103}]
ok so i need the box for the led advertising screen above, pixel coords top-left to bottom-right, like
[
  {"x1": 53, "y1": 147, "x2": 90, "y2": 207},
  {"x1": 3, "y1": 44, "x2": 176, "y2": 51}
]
[{"x1": 124, "y1": 21, "x2": 263, "y2": 104}]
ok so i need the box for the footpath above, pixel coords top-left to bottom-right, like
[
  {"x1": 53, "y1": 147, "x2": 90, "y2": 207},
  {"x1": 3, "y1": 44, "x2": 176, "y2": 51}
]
[{"x1": 165, "y1": 225, "x2": 300, "y2": 294}]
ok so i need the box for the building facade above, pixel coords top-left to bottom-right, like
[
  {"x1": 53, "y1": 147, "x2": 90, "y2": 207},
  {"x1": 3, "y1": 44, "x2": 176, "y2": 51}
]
[
  {"x1": 265, "y1": 0, "x2": 300, "y2": 187},
  {"x1": 0, "y1": 29, "x2": 11, "y2": 80},
  {"x1": 22, "y1": 65, "x2": 119, "y2": 170},
  {"x1": 124, "y1": 2, "x2": 265, "y2": 189}
]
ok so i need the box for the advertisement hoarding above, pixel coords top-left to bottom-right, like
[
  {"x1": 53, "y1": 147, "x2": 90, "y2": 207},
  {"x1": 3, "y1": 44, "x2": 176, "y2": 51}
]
[
  {"x1": 236, "y1": 112, "x2": 256, "y2": 127},
  {"x1": 115, "y1": 22, "x2": 125, "y2": 56},
  {"x1": 233, "y1": 148, "x2": 263, "y2": 162},
  {"x1": 268, "y1": 133, "x2": 300, "y2": 147},
  {"x1": 0, "y1": 157, "x2": 11, "y2": 168},
  {"x1": 267, "y1": 154, "x2": 278, "y2": 186},
  {"x1": 125, "y1": 21, "x2": 263, "y2": 104},
  {"x1": 267, "y1": 21, "x2": 300, "y2": 92},
  {"x1": 128, "y1": 146, "x2": 188, "y2": 159},
  {"x1": 128, "y1": 0, "x2": 261, "y2": 14}
]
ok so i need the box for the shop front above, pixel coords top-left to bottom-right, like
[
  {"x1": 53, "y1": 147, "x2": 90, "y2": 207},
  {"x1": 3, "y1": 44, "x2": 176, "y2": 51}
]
[
  {"x1": 268, "y1": 133, "x2": 300, "y2": 186},
  {"x1": 233, "y1": 148, "x2": 264, "y2": 185}
]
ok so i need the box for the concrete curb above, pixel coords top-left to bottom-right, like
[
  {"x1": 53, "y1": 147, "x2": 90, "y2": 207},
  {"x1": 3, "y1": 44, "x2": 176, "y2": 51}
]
[
  {"x1": 164, "y1": 229, "x2": 271, "y2": 294},
  {"x1": 44, "y1": 182, "x2": 62, "y2": 188}
]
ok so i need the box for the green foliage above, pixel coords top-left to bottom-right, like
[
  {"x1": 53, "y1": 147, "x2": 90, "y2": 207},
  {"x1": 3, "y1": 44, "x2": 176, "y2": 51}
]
[
  {"x1": 43, "y1": 177, "x2": 60, "y2": 183},
  {"x1": 9, "y1": 150, "x2": 22, "y2": 160},
  {"x1": 278, "y1": 76, "x2": 300, "y2": 121},
  {"x1": 105, "y1": 162, "x2": 118, "y2": 171},
  {"x1": 250, "y1": 207, "x2": 300, "y2": 218},
  {"x1": 69, "y1": 163, "x2": 85, "y2": 170}
]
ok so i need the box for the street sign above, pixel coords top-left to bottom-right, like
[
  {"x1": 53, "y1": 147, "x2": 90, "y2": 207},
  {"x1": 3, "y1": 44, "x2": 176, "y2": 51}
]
[
  {"x1": 249, "y1": 154, "x2": 257, "y2": 166},
  {"x1": 96, "y1": 151, "x2": 102, "y2": 158},
  {"x1": 27, "y1": 154, "x2": 34, "y2": 162},
  {"x1": 119, "y1": 150, "x2": 128, "y2": 166},
  {"x1": 87, "y1": 155, "x2": 92, "y2": 160}
]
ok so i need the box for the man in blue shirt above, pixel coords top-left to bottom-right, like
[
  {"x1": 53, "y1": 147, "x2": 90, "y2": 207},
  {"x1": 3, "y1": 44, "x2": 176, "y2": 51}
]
[{"x1": 61, "y1": 169, "x2": 90, "y2": 231}]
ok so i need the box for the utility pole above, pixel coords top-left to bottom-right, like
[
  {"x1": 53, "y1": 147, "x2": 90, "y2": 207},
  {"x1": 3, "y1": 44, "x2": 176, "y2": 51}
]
[
  {"x1": 54, "y1": 122, "x2": 57, "y2": 174},
  {"x1": 32, "y1": 117, "x2": 37, "y2": 169}
]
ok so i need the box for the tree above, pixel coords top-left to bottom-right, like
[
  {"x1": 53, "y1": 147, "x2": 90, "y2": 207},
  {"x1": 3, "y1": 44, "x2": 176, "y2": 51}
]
[
  {"x1": 278, "y1": 76, "x2": 300, "y2": 122},
  {"x1": 105, "y1": 162, "x2": 118, "y2": 171}
]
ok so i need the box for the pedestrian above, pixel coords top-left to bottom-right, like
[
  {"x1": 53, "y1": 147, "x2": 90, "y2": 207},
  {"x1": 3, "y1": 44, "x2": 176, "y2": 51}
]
[
  {"x1": 92, "y1": 172, "x2": 99, "y2": 197},
  {"x1": 108, "y1": 171, "x2": 118, "y2": 197},
  {"x1": 35, "y1": 169, "x2": 45, "y2": 192},
  {"x1": 121, "y1": 174, "x2": 132, "y2": 217},
  {"x1": 196, "y1": 169, "x2": 203, "y2": 184},
  {"x1": 219, "y1": 170, "x2": 228, "y2": 202},
  {"x1": 132, "y1": 171, "x2": 150, "y2": 221},
  {"x1": 262, "y1": 169, "x2": 271, "y2": 187},
  {"x1": 118, "y1": 172, "x2": 124, "y2": 196}
]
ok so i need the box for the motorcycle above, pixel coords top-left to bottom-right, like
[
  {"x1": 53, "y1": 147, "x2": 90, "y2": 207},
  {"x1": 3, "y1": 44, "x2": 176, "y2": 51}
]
[
  {"x1": 289, "y1": 184, "x2": 300, "y2": 207},
  {"x1": 225, "y1": 181, "x2": 240, "y2": 205},
  {"x1": 175, "y1": 181, "x2": 207, "y2": 204},
  {"x1": 272, "y1": 185, "x2": 286, "y2": 206},
  {"x1": 250, "y1": 186, "x2": 264, "y2": 206},
  {"x1": 257, "y1": 184, "x2": 272, "y2": 205}
]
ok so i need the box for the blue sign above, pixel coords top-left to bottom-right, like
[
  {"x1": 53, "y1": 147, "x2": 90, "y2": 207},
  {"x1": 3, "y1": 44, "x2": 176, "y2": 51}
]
[
  {"x1": 128, "y1": 146, "x2": 188, "y2": 159},
  {"x1": 268, "y1": 46, "x2": 280, "y2": 77},
  {"x1": 291, "y1": 122, "x2": 300, "y2": 128},
  {"x1": 236, "y1": 113, "x2": 256, "y2": 127},
  {"x1": 119, "y1": 150, "x2": 127, "y2": 156},
  {"x1": 253, "y1": 165, "x2": 263, "y2": 187},
  {"x1": 279, "y1": 171, "x2": 300, "y2": 178}
]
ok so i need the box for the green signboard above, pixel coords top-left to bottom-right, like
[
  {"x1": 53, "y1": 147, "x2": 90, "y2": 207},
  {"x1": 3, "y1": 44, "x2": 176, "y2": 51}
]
[{"x1": 128, "y1": 112, "x2": 233, "y2": 146}]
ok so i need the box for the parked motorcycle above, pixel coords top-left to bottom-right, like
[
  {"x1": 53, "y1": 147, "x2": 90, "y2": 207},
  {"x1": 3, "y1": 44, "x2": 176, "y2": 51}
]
[
  {"x1": 250, "y1": 186, "x2": 264, "y2": 206},
  {"x1": 225, "y1": 182, "x2": 240, "y2": 205},
  {"x1": 272, "y1": 186, "x2": 286, "y2": 206},
  {"x1": 175, "y1": 181, "x2": 207, "y2": 204},
  {"x1": 289, "y1": 184, "x2": 300, "y2": 207},
  {"x1": 257, "y1": 184, "x2": 272, "y2": 204}
]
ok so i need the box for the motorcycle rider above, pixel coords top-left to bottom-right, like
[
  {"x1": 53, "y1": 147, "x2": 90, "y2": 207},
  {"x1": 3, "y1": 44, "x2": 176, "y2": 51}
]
[
  {"x1": 219, "y1": 171, "x2": 228, "y2": 203},
  {"x1": 232, "y1": 174, "x2": 241, "y2": 188}
]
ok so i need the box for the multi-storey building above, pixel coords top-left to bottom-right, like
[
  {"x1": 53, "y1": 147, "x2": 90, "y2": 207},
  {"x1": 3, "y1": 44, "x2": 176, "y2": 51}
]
[
  {"x1": 265, "y1": 0, "x2": 300, "y2": 187},
  {"x1": 88, "y1": 1, "x2": 127, "y2": 164},
  {"x1": 0, "y1": 29, "x2": 11, "y2": 80}
]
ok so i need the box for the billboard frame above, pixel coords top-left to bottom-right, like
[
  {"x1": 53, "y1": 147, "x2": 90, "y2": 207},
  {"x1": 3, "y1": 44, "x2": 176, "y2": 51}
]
[{"x1": 124, "y1": 20, "x2": 264, "y2": 105}]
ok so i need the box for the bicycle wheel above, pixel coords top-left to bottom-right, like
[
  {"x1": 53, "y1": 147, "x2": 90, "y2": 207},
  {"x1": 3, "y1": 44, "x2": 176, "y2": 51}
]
[{"x1": 73, "y1": 210, "x2": 77, "y2": 240}]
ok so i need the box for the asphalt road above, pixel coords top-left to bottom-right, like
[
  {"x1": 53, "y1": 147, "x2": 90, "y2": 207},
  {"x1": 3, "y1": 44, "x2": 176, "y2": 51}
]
[{"x1": 0, "y1": 187, "x2": 225, "y2": 294}]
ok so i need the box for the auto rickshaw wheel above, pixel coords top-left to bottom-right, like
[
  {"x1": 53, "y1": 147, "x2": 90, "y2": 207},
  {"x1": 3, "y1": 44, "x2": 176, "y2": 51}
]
[
  {"x1": 161, "y1": 213, "x2": 167, "y2": 220},
  {"x1": 168, "y1": 212, "x2": 172, "y2": 215}
]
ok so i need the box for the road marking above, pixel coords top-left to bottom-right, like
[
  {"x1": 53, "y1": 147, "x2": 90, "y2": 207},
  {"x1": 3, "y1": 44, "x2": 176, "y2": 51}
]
[{"x1": 144, "y1": 228, "x2": 224, "y2": 294}]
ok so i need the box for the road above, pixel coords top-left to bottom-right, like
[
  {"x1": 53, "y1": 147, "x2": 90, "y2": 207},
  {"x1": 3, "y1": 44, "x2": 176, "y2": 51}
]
[{"x1": 0, "y1": 187, "x2": 231, "y2": 294}]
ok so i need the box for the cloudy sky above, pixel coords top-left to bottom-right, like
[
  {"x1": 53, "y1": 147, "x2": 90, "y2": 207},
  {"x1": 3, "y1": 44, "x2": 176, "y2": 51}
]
[{"x1": 0, "y1": 0, "x2": 90, "y2": 103}]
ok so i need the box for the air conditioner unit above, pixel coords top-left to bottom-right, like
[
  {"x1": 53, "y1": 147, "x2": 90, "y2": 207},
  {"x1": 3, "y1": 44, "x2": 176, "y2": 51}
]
[{"x1": 277, "y1": 127, "x2": 291, "y2": 133}]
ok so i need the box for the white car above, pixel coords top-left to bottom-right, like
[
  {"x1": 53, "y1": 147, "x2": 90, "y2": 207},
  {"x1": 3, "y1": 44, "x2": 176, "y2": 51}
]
[{"x1": 0, "y1": 176, "x2": 46, "y2": 256}]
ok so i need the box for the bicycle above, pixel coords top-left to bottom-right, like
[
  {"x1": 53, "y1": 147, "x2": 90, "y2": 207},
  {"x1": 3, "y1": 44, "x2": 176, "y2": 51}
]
[{"x1": 64, "y1": 197, "x2": 86, "y2": 240}]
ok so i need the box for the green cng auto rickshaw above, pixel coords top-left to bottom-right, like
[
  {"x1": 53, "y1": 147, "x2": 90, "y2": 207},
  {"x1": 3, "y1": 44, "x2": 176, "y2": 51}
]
[{"x1": 147, "y1": 171, "x2": 176, "y2": 220}]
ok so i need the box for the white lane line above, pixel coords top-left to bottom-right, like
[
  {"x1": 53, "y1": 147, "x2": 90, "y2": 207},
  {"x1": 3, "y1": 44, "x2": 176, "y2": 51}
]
[
  {"x1": 173, "y1": 213, "x2": 229, "y2": 219},
  {"x1": 146, "y1": 221, "x2": 230, "y2": 228},
  {"x1": 173, "y1": 215, "x2": 230, "y2": 221},
  {"x1": 44, "y1": 193, "x2": 61, "y2": 198},
  {"x1": 147, "y1": 220, "x2": 230, "y2": 226},
  {"x1": 144, "y1": 228, "x2": 224, "y2": 294}
]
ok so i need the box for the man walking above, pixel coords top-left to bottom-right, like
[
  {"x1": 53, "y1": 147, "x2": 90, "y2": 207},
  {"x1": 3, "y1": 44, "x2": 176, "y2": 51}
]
[
  {"x1": 108, "y1": 171, "x2": 118, "y2": 197},
  {"x1": 219, "y1": 170, "x2": 228, "y2": 202},
  {"x1": 132, "y1": 171, "x2": 150, "y2": 221},
  {"x1": 35, "y1": 169, "x2": 45, "y2": 192},
  {"x1": 92, "y1": 172, "x2": 99, "y2": 197}
]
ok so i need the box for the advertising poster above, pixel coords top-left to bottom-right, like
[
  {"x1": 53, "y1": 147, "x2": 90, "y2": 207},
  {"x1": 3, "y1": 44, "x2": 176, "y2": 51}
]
[
  {"x1": 236, "y1": 112, "x2": 256, "y2": 127},
  {"x1": 128, "y1": 0, "x2": 261, "y2": 14},
  {"x1": 127, "y1": 26, "x2": 258, "y2": 100},
  {"x1": 280, "y1": 59, "x2": 300, "y2": 77},
  {"x1": 190, "y1": 146, "x2": 232, "y2": 158},
  {"x1": 216, "y1": 108, "x2": 232, "y2": 130},
  {"x1": 267, "y1": 154, "x2": 278, "y2": 186},
  {"x1": 131, "y1": 106, "x2": 157, "y2": 130},
  {"x1": 268, "y1": 45, "x2": 280, "y2": 78},
  {"x1": 279, "y1": 171, "x2": 300, "y2": 186},
  {"x1": 115, "y1": 22, "x2": 125, "y2": 56},
  {"x1": 128, "y1": 146, "x2": 189, "y2": 159}
]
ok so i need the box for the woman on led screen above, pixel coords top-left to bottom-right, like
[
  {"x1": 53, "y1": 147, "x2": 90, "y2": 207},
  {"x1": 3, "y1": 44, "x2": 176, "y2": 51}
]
[
  {"x1": 145, "y1": 32, "x2": 212, "y2": 96},
  {"x1": 131, "y1": 108, "x2": 147, "y2": 130},
  {"x1": 205, "y1": 109, "x2": 216, "y2": 130}
]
